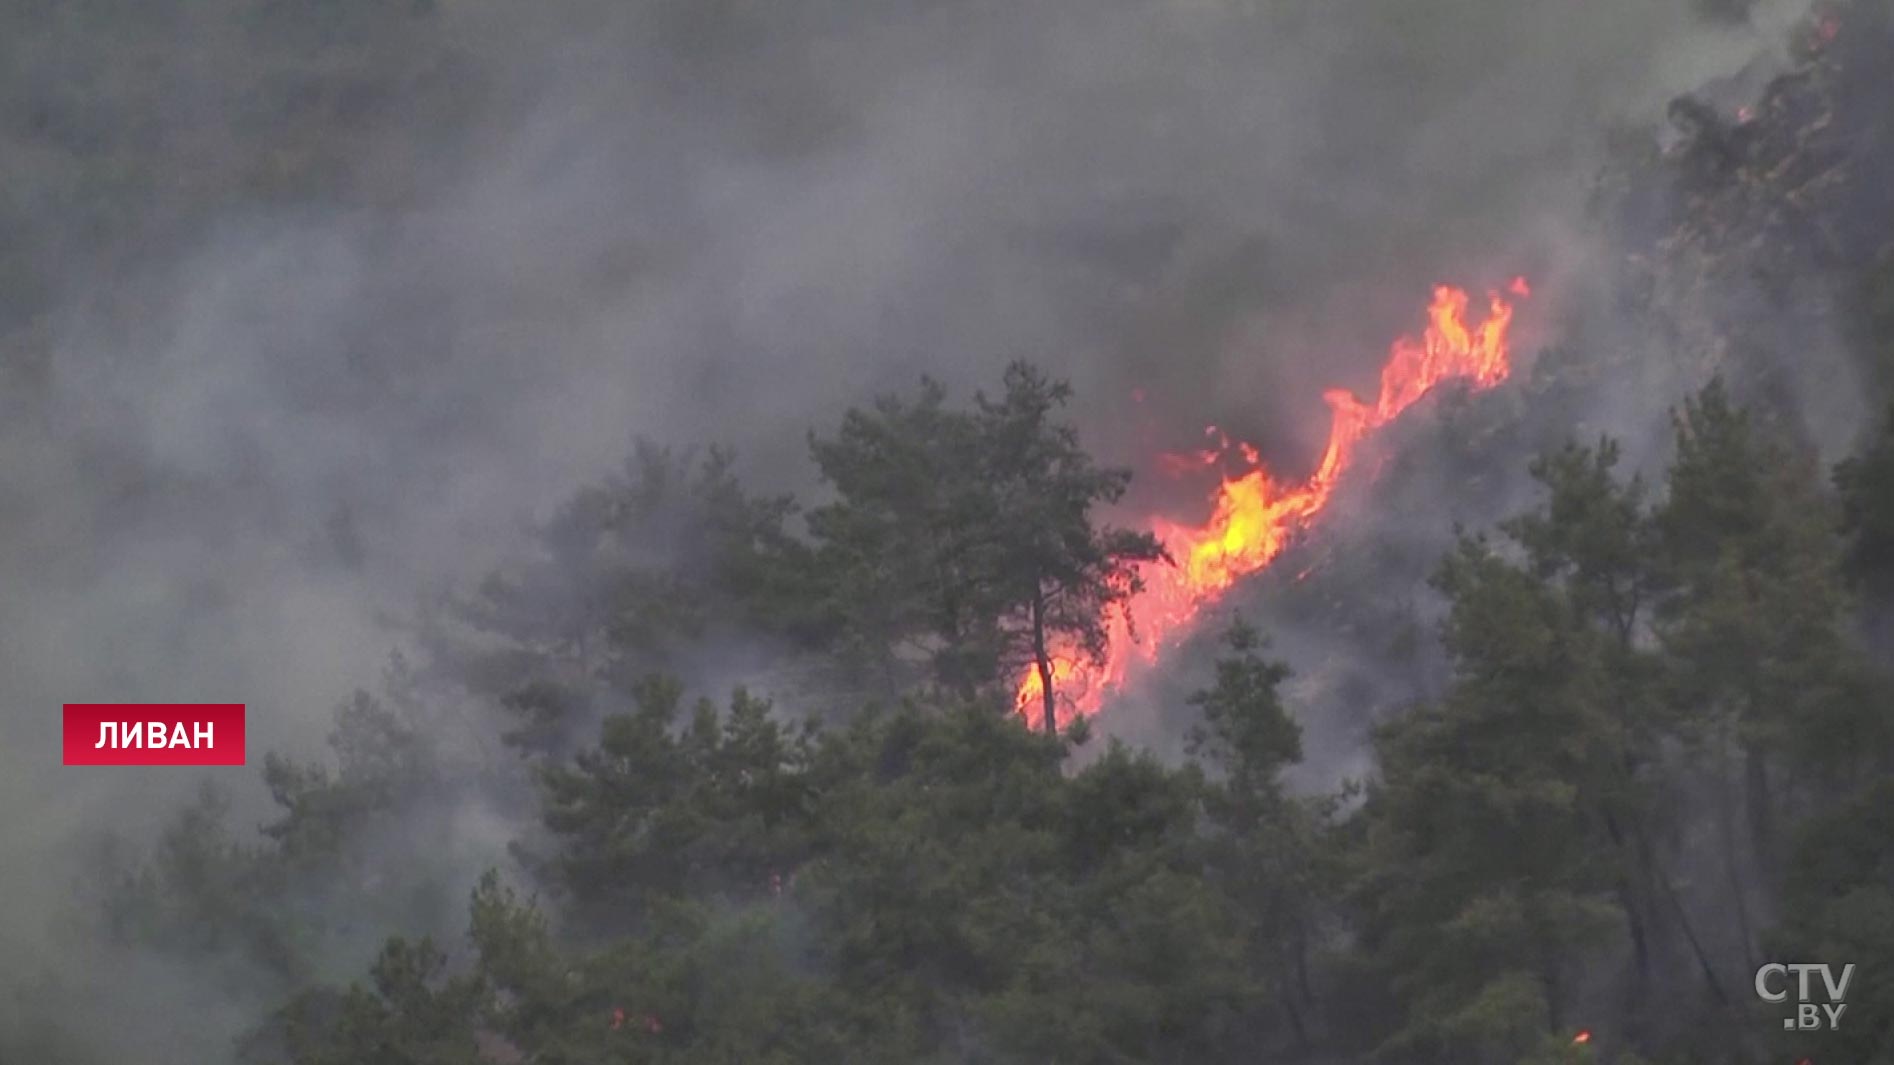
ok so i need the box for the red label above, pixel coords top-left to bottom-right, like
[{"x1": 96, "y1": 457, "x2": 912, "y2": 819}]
[{"x1": 63, "y1": 704, "x2": 247, "y2": 766}]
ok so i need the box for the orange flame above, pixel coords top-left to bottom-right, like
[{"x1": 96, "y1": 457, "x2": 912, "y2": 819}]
[{"x1": 1017, "y1": 281, "x2": 1525, "y2": 726}]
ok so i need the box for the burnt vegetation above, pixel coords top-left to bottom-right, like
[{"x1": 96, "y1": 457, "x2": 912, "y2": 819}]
[{"x1": 9, "y1": 2, "x2": 1894, "y2": 1065}]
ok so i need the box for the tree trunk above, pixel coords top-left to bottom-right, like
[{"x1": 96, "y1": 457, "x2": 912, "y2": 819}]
[
  {"x1": 1655, "y1": 863, "x2": 1732, "y2": 1008},
  {"x1": 1030, "y1": 592, "x2": 1056, "y2": 734},
  {"x1": 1294, "y1": 925, "x2": 1315, "y2": 1011},
  {"x1": 1716, "y1": 742, "x2": 1758, "y2": 971},
  {"x1": 1601, "y1": 810, "x2": 1653, "y2": 1027},
  {"x1": 1276, "y1": 926, "x2": 1315, "y2": 1048},
  {"x1": 1541, "y1": 959, "x2": 1563, "y2": 1035}
]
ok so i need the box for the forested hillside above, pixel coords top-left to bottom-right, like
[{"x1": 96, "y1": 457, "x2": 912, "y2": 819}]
[
  {"x1": 5, "y1": 2, "x2": 1894, "y2": 1065},
  {"x1": 74, "y1": 379, "x2": 1894, "y2": 1065}
]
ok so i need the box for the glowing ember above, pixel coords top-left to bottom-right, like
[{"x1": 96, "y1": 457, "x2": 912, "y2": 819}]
[
  {"x1": 1573, "y1": 1030, "x2": 1592, "y2": 1045},
  {"x1": 610, "y1": 1008, "x2": 663, "y2": 1034},
  {"x1": 1017, "y1": 281, "x2": 1526, "y2": 727}
]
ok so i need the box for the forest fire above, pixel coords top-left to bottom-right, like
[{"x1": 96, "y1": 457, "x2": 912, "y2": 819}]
[{"x1": 1017, "y1": 280, "x2": 1527, "y2": 727}]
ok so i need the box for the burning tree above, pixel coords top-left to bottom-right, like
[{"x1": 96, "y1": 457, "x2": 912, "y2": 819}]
[
  {"x1": 805, "y1": 361, "x2": 1163, "y2": 726},
  {"x1": 1012, "y1": 281, "x2": 1524, "y2": 725},
  {"x1": 974, "y1": 363, "x2": 1168, "y2": 734}
]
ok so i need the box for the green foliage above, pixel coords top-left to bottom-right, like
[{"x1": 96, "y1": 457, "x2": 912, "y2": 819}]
[
  {"x1": 15, "y1": 1, "x2": 1894, "y2": 1062},
  {"x1": 1187, "y1": 621, "x2": 1334, "y2": 1052},
  {"x1": 1188, "y1": 618, "x2": 1301, "y2": 786},
  {"x1": 279, "y1": 937, "x2": 485, "y2": 1065},
  {"x1": 96, "y1": 373, "x2": 1894, "y2": 1065},
  {"x1": 263, "y1": 692, "x2": 433, "y2": 868},
  {"x1": 104, "y1": 691, "x2": 450, "y2": 1001},
  {"x1": 974, "y1": 363, "x2": 1169, "y2": 731},
  {"x1": 1339, "y1": 384, "x2": 1887, "y2": 1061},
  {"x1": 803, "y1": 376, "x2": 1001, "y2": 696},
  {"x1": 802, "y1": 362, "x2": 1165, "y2": 725},
  {"x1": 1837, "y1": 402, "x2": 1894, "y2": 597},
  {"x1": 1503, "y1": 438, "x2": 1655, "y2": 646},
  {"x1": 444, "y1": 442, "x2": 801, "y2": 758},
  {"x1": 1655, "y1": 380, "x2": 1887, "y2": 802},
  {"x1": 1765, "y1": 778, "x2": 1894, "y2": 1064},
  {"x1": 271, "y1": 626, "x2": 1324, "y2": 1064},
  {"x1": 1352, "y1": 533, "x2": 1624, "y2": 1065},
  {"x1": 536, "y1": 678, "x2": 820, "y2": 931},
  {"x1": 102, "y1": 781, "x2": 306, "y2": 985}
]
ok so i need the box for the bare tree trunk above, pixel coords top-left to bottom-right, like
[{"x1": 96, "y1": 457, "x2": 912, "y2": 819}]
[
  {"x1": 1273, "y1": 925, "x2": 1315, "y2": 1048},
  {"x1": 1294, "y1": 924, "x2": 1315, "y2": 1011},
  {"x1": 1030, "y1": 592, "x2": 1056, "y2": 734},
  {"x1": 1601, "y1": 810, "x2": 1654, "y2": 1031},
  {"x1": 1654, "y1": 863, "x2": 1732, "y2": 1008},
  {"x1": 1541, "y1": 959, "x2": 1564, "y2": 1035},
  {"x1": 1716, "y1": 742, "x2": 1759, "y2": 971}
]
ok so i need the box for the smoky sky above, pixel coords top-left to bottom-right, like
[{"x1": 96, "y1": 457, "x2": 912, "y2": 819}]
[{"x1": 0, "y1": 0, "x2": 1816, "y2": 1057}]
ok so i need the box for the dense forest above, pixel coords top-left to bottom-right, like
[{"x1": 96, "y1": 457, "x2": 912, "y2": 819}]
[{"x1": 5, "y1": 1, "x2": 1894, "y2": 1064}]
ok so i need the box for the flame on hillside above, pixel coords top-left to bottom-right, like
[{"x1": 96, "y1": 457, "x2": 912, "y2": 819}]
[{"x1": 1017, "y1": 279, "x2": 1527, "y2": 727}]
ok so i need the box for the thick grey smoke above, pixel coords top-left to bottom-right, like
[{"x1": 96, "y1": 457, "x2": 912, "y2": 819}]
[{"x1": 0, "y1": 0, "x2": 1820, "y2": 1060}]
